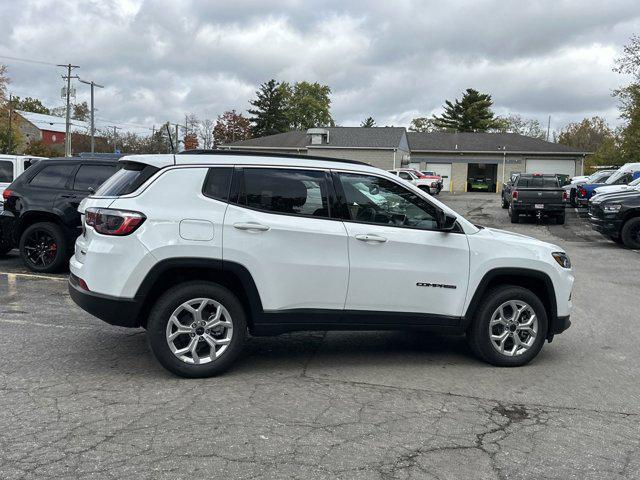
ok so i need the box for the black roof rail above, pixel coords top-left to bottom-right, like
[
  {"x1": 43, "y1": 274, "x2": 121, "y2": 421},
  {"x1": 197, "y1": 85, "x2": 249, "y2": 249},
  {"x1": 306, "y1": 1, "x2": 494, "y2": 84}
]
[{"x1": 177, "y1": 148, "x2": 368, "y2": 166}]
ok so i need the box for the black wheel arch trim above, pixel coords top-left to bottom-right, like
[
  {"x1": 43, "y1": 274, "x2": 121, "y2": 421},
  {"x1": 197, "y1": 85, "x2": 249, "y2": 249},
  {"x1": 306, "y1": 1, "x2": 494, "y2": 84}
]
[{"x1": 463, "y1": 267, "x2": 560, "y2": 340}]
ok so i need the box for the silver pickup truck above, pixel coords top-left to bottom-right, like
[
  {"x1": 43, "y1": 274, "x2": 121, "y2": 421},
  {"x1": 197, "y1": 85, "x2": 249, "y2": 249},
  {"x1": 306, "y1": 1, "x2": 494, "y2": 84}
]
[{"x1": 508, "y1": 173, "x2": 567, "y2": 224}]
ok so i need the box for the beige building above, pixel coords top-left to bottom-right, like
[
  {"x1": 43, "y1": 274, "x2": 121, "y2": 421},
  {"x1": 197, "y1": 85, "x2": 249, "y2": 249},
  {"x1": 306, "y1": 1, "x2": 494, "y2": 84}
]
[{"x1": 223, "y1": 128, "x2": 588, "y2": 193}]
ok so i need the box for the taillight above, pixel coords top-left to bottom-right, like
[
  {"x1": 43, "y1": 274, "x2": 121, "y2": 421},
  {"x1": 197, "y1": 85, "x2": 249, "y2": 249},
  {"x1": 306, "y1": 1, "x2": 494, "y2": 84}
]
[
  {"x1": 2, "y1": 189, "x2": 13, "y2": 200},
  {"x1": 512, "y1": 191, "x2": 518, "y2": 200},
  {"x1": 578, "y1": 186, "x2": 586, "y2": 197},
  {"x1": 84, "y1": 208, "x2": 145, "y2": 236},
  {"x1": 563, "y1": 190, "x2": 568, "y2": 201}
]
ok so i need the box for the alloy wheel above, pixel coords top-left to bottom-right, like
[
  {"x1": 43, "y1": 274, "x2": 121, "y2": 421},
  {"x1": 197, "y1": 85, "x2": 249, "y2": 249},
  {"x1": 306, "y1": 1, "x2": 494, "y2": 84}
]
[
  {"x1": 165, "y1": 298, "x2": 233, "y2": 365},
  {"x1": 488, "y1": 300, "x2": 538, "y2": 356},
  {"x1": 23, "y1": 230, "x2": 58, "y2": 268}
]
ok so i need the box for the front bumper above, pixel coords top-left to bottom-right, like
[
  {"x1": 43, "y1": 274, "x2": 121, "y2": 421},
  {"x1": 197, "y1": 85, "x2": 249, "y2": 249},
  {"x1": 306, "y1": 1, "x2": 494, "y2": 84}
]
[
  {"x1": 68, "y1": 274, "x2": 143, "y2": 328},
  {"x1": 588, "y1": 206, "x2": 622, "y2": 236},
  {"x1": 549, "y1": 315, "x2": 571, "y2": 339}
]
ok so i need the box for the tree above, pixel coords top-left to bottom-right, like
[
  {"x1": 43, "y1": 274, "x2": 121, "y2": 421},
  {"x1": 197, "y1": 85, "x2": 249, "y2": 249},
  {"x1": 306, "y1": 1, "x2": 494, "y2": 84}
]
[
  {"x1": 493, "y1": 114, "x2": 546, "y2": 139},
  {"x1": 72, "y1": 101, "x2": 89, "y2": 121},
  {"x1": 213, "y1": 110, "x2": 252, "y2": 145},
  {"x1": 24, "y1": 140, "x2": 62, "y2": 157},
  {"x1": 199, "y1": 118, "x2": 214, "y2": 149},
  {"x1": 432, "y1": 88, "x2": 499, "y2": 132},
  {"x1": 360, "y1": 117, "x2": 376, "y2": 127},
  {"x1": 12, "y1": 96, "x2": 50, "y2": 114},
  {"x1": 616, "y1": 84, "x2": 640, "y2": 163},
  {"x1": 285, "y1": 81, "x2": 333, "y2": 130},
  {"x1": 248, "y1": 79, "x2": 290, "y2": 137},
  {"x1": 408, "y1": 117, "x2": 444, "y2": 132},
  {"x1": 557, "y1": 116, "x2": 621, "y2": 169},
  {"x1": 614, "y1": 34, "x2": 640, "y2": 80}
]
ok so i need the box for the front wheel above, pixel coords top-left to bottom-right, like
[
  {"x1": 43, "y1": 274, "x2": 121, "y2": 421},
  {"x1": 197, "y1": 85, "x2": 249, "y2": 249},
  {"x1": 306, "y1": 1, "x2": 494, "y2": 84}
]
[
  {"x1": 147, "y1": 281, "x2": 247, "y2": 378},
  {"x1": 620, "y1": 217, "x2": 640, "y2": 249},
  {"x1": 19, "y1": 222, "x2": 69, "y2": 273},
  {"x1": 466, "y1": 286, "x2": 548, "y2": 367}
]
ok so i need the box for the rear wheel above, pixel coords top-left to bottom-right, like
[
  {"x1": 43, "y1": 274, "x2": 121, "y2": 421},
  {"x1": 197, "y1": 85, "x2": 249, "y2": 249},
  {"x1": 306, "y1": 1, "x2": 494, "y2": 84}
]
[
  {"x1": 556, "y1": 212, "x2": 566, "y2": 225},
  {"x1": 19, "y1": 222, "x2": 68, "y2": 273},
  {"x1": 501, "y1": 197, "x2": 509, "y2": 209},
  {"x1": 147, "y1": 281, "x2": 247, "y2": 378},
  {"x1": 466, "y1": 286, "x2": 548, "y2": 367},
  {"x1": 509, "y1": 206, "x2": 519, "y2": 223},
  {"x1": 620, "y1": 217, "x2": 640, "y2": 249}
]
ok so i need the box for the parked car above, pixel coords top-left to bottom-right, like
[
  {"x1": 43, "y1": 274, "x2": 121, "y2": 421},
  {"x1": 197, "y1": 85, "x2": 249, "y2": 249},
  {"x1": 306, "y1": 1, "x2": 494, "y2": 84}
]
[
  {"x1": 69, "y1": 151, "x2": 573, "y2": 377},
  {"x1": 589, "y1": 189, "x2": 640, "y2": 248},
  {"x1": 420, "y1": 170, "x2": 444, "y2": 193},
  {"x1": 388, "y1": 168, "x2": 439, "y2": 194},
  {"x1": 0, "y1": 155, "x2": 46, "y2": 254},
  {"x1": 562, "y1": 169, "x2": 616, "y2": 207},
  {"x1": 576, "y1": 163, "x2": 640, "y2": 207},
  {"x1": 468, "y1": 177, "x2": 492, "y2": 192},
  {"x1": 593, "y1": 177, "x2": 640, "y2": 197},
  {"x1": 1, "y1": 157, "x2": 120, "y2": 272},
  {"x1": 501, "y1": 173, "x2": 520, "y2": 208},
  {"x1": 508, "y1": 173, "x2": 567, "y2": 224}
]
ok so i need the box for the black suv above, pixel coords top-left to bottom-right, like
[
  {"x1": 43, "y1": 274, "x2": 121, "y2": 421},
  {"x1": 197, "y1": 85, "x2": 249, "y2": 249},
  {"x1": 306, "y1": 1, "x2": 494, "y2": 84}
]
[
  {"x1": 1, "y1": 157, "x2": 119, "y2": 272},
  {"x1": 589, "y1": 189, "x2": 640, "y2": 248}
]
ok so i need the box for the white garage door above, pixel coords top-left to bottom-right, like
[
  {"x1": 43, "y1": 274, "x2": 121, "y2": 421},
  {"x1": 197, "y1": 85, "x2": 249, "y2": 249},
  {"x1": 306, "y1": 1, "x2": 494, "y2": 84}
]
[
  {"x1": 526, "y1": 159, "x2": 575, "y2": 176},
  {"x1": 425, "y1": 163, "x2": 451, "y2": 191}
]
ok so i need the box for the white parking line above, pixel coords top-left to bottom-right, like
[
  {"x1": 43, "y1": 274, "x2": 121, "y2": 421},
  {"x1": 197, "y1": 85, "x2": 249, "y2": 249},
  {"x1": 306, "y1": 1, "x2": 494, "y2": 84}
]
[{"x1": 0, "y1": 271, "x2": 67, "y2": 282}]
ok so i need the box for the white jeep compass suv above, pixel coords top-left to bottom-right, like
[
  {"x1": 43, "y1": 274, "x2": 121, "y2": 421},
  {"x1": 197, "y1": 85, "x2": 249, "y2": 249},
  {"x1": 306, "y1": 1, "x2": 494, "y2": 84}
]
[{"x1": 69, "y1": 151, "x2": 573, "y2": 377}]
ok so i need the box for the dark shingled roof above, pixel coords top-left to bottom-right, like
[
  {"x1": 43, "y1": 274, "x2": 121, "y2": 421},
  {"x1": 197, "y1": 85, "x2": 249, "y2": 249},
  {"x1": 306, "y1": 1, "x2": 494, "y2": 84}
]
[
  {"x1": 226, "y1": 127, "x2": 406, "y2": 149},
  {"x1": 408, "y1": 132, "x2": 588, "y2": 154}
]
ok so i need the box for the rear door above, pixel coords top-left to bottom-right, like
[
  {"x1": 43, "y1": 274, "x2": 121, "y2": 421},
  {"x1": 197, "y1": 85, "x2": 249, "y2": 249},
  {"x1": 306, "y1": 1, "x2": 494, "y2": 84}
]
[
  {"x1": 223, "y1": 166, "x2": 349, "y2": 311},
  {"x1": 334, "y1": 171, "x2": 470, "y2": 318}
]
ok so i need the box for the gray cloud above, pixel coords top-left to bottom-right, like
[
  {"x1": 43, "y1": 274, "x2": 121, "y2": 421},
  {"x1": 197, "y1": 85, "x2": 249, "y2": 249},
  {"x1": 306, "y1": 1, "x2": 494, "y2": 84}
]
[{"x1": 1, "y1": 0, "x2": 638, "y2": 133}]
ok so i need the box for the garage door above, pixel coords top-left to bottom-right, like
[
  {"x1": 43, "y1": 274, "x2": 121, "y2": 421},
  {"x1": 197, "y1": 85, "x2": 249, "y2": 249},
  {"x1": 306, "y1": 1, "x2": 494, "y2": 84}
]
[
  {"x1": 526, "y1": 159, "x2": 575, "y2": 176},
  {"x1": 425, "y1": 163, "x2": 451, "y2": 191}
]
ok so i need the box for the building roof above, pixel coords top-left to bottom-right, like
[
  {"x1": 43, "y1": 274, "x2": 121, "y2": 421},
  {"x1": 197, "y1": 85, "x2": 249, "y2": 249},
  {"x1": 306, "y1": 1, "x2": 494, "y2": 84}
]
[
  {"x1": 225, "y1": 127, "x2": 407, "y2": 150},
  {"x1": 408, "y1": 132, "x2": 588, "y2": 154},
  {"x1": 16, "y1": 110, "x2": 91, "y2": 134}
]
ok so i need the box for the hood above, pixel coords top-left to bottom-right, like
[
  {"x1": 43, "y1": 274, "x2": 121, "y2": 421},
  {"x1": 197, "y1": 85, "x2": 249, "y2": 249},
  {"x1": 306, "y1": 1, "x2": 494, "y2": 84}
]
[
  {"x1": 476, "y1": 226, "x2": 561, "y2": 251},
  {"x1": 594, "y1": 184, "x2": 628, "y2": 195},
  {"x1": 592, "y1": 189, "x2": 640, "y2": 204}
]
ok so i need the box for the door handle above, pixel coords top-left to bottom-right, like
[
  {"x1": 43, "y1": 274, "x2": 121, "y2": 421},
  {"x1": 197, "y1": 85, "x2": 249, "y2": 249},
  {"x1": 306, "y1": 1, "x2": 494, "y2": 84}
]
[
  {"x1": 61, "y1": 194, "x2": 78, "y2": 198},
  {"x1": 233, "y1": 222, "x2": 270, "y2": 232},
  {"x1": 355, "y1": 234, "x2": 387, "y2": 243}
]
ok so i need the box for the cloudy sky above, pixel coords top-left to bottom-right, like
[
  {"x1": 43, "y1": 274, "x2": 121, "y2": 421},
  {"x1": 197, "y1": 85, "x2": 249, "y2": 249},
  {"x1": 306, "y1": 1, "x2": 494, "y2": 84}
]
[{"x1": 1, "y1": 0, "x2": 639, "y2": 135}]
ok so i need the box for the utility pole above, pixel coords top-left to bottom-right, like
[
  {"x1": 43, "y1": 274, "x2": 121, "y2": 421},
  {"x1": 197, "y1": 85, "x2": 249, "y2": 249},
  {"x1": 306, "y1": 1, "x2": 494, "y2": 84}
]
[
  {"x1": 58, "y1": 63, "x2": 79, "y2": 157},
  {"x1": 109, "y1": 125, "x2": 121, "y2": 153},
  {"x1": 7, "y1": 93, "x2": 12, "y2": 154},
  {"x1": 546, "y1": 115, "x2": 551, "y2": 142},
  {"x1": 79, "y1": 78, "x2": 104, "y2": 154}
]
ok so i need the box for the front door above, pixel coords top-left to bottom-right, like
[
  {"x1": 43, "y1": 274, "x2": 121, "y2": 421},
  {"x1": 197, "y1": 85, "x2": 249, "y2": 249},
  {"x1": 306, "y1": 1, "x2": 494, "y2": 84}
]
[
  {"x1": 223, "y1": 167, "x2": 349, "y2": 311},
  {"x1": 334, "y1": 171, "x2": 470, "y2": 318}
]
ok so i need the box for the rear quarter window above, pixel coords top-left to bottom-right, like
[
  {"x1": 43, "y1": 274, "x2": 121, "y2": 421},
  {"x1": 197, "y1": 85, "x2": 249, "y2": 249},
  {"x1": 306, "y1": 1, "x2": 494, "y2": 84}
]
[
  {"x1": 29, "y1": 164, "x2": 77, "y2": 188},
  {"x1": 93, "y1": 162, "x2": 159, "y2": 196}
]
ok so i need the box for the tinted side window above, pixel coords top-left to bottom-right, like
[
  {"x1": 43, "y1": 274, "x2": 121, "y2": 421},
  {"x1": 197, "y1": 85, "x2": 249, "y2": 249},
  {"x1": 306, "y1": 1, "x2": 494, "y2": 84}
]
[
  {"x1": 203, "y1": 167, "x2": 233, "y2": 202},
  {"x1": 398, "y1": 172, "x2": 412, "y2": 180},
  {"x1": 73, "y1": 164, "x2": 117, "y2": 191},
  {"x1": 29, "y1": 164, "x2": 76, "y2": 189},
  {"x1": 0, "y1": 161, "x2": 12, "y2": 182},
  {"x1": 240, "y1": 168, "x2": 331, "y2": 218},
  {"x1": 337, "y1": 173, "x2": 438, "y2": 230},
  {"x1": 94, "y1": 162, "x2": 159, "y2": 196}
]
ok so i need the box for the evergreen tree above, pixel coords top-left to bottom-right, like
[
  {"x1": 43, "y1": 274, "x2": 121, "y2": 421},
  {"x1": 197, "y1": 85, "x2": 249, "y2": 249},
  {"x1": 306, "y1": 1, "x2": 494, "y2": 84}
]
[
  {"x1": 432, "y1": 88, "x2": 499, "y2": 132},
  {"x1": 360, "y1": 116, "x2": 376, "y2": 127},
  {"x1": 248, "y1": 79, "x2": 290, "y2": 137}
]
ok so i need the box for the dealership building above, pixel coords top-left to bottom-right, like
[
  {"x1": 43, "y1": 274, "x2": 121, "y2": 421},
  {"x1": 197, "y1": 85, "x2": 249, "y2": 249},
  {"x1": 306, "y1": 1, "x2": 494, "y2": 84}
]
[{"x1": 223, "y1": 127, "x2": 589, "y2": 192}]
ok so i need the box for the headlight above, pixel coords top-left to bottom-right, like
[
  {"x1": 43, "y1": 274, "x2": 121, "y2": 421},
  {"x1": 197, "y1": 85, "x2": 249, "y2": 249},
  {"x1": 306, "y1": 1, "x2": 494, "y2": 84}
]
[
  {"x1": 552, "y1": 252, "x2": 571, "y2": 269},
  {"x1": 603, "y1": 204, "x2": 622, "y2": 213},
  {"x1": 431, "y1": 182, "x2": 437, "y2": 187}
]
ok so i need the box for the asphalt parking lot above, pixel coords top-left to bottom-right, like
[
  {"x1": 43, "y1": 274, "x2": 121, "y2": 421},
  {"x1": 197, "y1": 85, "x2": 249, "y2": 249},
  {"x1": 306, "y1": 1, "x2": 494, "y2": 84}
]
[{"x1": 1, "y1": 192, "x2": 639, "y2": 479}]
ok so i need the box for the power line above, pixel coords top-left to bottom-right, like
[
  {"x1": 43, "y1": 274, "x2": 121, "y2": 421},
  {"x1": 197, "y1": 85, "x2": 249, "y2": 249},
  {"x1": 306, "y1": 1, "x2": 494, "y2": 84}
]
[{"x1": 0, "y1": 54, "x2": 60, "y2": 67}]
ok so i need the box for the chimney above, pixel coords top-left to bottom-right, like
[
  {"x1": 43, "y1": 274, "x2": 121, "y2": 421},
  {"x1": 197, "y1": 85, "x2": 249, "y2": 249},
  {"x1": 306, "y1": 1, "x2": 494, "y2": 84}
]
[{"x1": 307, "y1": 128, "x2": 329, "y2": 145}]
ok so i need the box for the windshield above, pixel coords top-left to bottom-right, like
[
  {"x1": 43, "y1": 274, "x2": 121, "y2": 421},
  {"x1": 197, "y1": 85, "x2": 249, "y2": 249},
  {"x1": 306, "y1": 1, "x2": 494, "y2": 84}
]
[
  {"x1": 628, "y1": 177, "x2": 640, "y2": 187},
  {"x1": 605, "y1": 169, "x2": 628, "y2": 185}
]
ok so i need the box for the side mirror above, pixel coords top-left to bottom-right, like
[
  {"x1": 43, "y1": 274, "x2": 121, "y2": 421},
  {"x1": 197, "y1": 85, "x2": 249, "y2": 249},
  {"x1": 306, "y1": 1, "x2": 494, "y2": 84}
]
[
  {"x1": 88, "y1": 187, "x2": 95, "y2": 194},
  {"x1": 436, "y1": 209, "x2": 457, "y2": 231}
]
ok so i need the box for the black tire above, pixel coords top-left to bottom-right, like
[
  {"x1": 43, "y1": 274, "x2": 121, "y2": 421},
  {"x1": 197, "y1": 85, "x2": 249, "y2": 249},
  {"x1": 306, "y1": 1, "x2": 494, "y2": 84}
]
[
  {"x1": 19, "y1": 222, "x2": 69, "y2": 273},
  {"x1": 147, "y1": 281, "x2": 247, "y2": 378},
  {"x1": 466, "y1": 285, "x2": 548, "y2": 367},
  {"x1": 556, "y1": 212, "x2": 566, "y2": 225},
  {"x1": 501, "y1": 197, "x2": 509, "y2": 209},
  {"x1": 510, "y1": 206, "x2": 519, "y2": 223},
  {"x1": 610, "y1": 235, "x2": 624, "y2": 245},
  {"x1": 620, "y1": 217, "x2": 640, "y2": 249},
  {"x1": 0, "y1": 240, "x2": 13, "y2": 256},
  {"x1": 569, "y1": 189, "x2": 577, "y2": 207}
]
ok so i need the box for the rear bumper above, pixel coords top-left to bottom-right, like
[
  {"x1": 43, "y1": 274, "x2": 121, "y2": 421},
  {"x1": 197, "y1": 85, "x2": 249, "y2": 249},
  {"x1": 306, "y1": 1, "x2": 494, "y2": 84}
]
[
  {"x1": 576, "y1": 197, "x2": 589, "y2": 207},
  {"x1": 0, "y1": 211, "x2": 15, "y2": 247},
  {"x1": 512, "y1": 203, "x2": 565, "y2": 213},
  {"x1": 68, "y1": 275, "x2": 142, "y2": 328}
]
